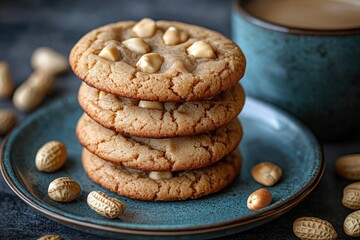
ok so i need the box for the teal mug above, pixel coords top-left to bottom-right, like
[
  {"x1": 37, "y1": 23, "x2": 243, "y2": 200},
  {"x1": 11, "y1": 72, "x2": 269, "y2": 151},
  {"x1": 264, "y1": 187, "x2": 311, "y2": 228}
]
[{"x1": 232, "y1": 0, "x2": 360, "y2": 140}]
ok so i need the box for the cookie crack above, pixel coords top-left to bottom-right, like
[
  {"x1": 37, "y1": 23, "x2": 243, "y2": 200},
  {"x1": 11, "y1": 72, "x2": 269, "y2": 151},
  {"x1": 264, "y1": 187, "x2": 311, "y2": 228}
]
[
  {"x1": 191, "y1": 102, "x2": 216, "y2": 133},
  {"x1": 153, "y1": 181, "x2": 163, "y2": 201},
  {"x1": 199, "y1": 143, "x2": 214, "y2": 163},
  {"x1": 167, "y1": 71, "x2": 182, "y2": 99},
  {"x1": 187, "y1": 76, "x2": 202, "y2": 98},
  {"x1": 128, "y1": 137, "x2": 174, "y2": 168},
  {"x1": 185, "y1": 173, "x2": 201, "y2": 197},
  {"x1": 168, "y1": 110, "x2": 179, "y2": 134},
  {"x1": 93, "y1": 161, "x2": 107, "y2": 172}
]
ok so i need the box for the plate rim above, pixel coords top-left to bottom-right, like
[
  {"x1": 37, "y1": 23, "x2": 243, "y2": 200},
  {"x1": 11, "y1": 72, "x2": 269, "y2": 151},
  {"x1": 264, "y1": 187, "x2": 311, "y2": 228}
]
[{"x1": 0, "y1": 96, "x2": 324, "y2": 236}]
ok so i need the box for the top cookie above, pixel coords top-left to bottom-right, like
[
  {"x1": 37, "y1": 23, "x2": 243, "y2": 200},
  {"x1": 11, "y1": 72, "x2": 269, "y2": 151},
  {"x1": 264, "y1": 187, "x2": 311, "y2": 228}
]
[{"x1": 69, "y1": 19, "x2": 246, "y2": 101}]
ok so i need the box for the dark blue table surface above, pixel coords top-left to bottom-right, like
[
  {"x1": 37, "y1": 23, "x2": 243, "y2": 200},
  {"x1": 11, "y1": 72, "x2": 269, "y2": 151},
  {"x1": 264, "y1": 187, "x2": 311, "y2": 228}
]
[{"x1": 0, "y1": 0, "x2": 359, "y2": 239}]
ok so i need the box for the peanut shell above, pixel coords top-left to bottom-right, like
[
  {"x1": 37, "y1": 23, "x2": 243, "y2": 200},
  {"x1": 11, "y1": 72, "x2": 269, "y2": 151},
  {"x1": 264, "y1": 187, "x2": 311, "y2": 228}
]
[
  {"x1": 37, "y1": 235, "x2": 63, "y2": 240},
  {"x1": 343, "y1": 182, "x2": 360, "y2": 210},
  {"x1": 0, "y1": 109, "x2": 16, "y2": 135},
  {"x1": 0, "y1": 62, "x2": 14, "y2": 98},
  {"x1": 26, "y1": 70, "x2": 54, "y2": 95},
  {"x1": 293, "y1": 217, "x2": 337, "y2": 240},
  {"x1": 31, "y1": 47, "x2": 68, "y2": 75},
  {"x1": 87, "y1": 191, "x2": 126, "y2": 219},
  {"x1": 336, "y1": 154, "x2": 360, "y2": 180},
  {"x1": 35, "y1": 141, "x2": 67, "y2": 173},
  {"x1": 13, "y1": 85, "x2": 45, "y2": 112},
  {"x1": 48, "y1": 177, "x2": 81, "y2": 202},
  {"x1": 344, "y1": 210, "x2": 360, "y2": 237}
]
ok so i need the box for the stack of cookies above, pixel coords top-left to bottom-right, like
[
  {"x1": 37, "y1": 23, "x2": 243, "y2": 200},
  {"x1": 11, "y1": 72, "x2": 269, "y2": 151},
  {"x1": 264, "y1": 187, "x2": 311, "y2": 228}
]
[{"x1": 70, "y1": 19, "x2": 246, "y2": 201}]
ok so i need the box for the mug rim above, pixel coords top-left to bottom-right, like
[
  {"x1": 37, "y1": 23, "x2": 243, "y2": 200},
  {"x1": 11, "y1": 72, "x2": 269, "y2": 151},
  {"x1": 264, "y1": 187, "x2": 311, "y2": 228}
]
[{"x1": 234, "y1": 0, "x2": 360, "y2": 36}]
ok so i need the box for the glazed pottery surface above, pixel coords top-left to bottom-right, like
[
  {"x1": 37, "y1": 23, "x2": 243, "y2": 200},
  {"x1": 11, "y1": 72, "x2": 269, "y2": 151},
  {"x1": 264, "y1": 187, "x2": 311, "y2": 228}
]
[{"x1": 1, "y1": 96, "x2": 323, "y2": 239}]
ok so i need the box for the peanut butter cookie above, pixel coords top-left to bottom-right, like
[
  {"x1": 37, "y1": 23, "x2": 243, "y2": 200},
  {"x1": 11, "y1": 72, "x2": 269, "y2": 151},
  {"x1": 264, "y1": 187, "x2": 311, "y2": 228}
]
[
  {"x1": 82, "y1": 148, "x2": 242, "y2": 201},
  {"x1": 76, "y1": 114, "x2": 242, "y2": 171},
  {"x1": 69, "y1": 20, "x2": 246, "y2": 101},
  {"x1": 78, "y1": 83, "x2": 245, "y2": 138}
]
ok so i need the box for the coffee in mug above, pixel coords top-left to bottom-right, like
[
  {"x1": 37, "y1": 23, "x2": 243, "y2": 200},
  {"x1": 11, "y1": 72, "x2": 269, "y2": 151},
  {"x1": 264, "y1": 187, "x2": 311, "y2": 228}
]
[
  {"x1": 232, "y1": 0, "x2": 360, "y2": 139},
  {"x1": 243, "y1": 0, "x2": 360, "y2": 30}
]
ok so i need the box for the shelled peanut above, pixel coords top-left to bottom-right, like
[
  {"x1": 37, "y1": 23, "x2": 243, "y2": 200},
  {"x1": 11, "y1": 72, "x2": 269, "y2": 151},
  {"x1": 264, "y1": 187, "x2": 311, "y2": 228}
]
[
  {"x1": 251, "y1": 162, "x2": 282, "y2": 186},
  {"x1": 247, "y1": 188, "x2": 272, "y2": 211}
]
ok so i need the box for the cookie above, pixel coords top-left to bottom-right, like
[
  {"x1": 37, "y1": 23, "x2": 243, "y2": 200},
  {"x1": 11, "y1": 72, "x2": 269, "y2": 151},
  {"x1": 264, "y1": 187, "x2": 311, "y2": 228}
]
[
  {"x1": 76, "y1": 113, "x2": 242, "y2": 171},
  {"x1": 82, "y1": 148, "x2": 242, "y2": 201},
  {"x1": 69, "y1": 20, "x2": 246, "y2": 102},
  {"x1": 78, "y1": 83, "x2": 245, "y2": 138}
]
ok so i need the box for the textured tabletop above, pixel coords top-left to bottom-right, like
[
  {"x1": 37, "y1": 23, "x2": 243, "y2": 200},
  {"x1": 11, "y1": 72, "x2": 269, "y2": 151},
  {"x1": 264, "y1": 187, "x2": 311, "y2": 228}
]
[{"x1": 1, "y1": 0, "x2": 359, "y2": 239}]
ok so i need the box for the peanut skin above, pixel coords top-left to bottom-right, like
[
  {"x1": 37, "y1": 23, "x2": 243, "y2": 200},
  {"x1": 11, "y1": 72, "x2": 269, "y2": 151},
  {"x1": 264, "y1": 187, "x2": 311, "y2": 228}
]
[
  {"x1": 251, "y1": 162, "x2": 282, "y2": 187},
  {"x1": 247, "y1": 188, "x2": 272, "y2": 211}
]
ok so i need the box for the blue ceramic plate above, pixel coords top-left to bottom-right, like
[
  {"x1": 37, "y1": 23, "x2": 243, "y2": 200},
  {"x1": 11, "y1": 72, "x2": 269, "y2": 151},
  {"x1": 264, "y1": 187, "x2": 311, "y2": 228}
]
[{"x1": 1, "y1": 96, "x2": 323, "y2": 239}]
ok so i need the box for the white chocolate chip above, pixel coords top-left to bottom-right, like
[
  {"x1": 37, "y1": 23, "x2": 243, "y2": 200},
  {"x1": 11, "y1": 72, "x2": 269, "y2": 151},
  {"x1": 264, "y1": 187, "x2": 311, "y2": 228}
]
[
  {"x1": 162, "y1": 26, "x2": 189, "y2": 45},
  {"x1": 122, "y1": 38, "x2": 150, "y2": 54},
  {"x1": 132, "y1": 18, "x2": 157, "y2": 38},
  {"x1": 136, "y1": 53, "x2": 163, "y2": 73},
  {"x1": 98, "y1": 46, "x2": 121, "y2": 61},
  {"x1": 117, "y1": 96, "x2": 139, "y2": 106},
  {"x1": 186, "y1": 41, "x2": 216, "y2": 59},
  {"x1": 149, "y1": 171, "x2": 172, "y2": 180},
  {"x1": 138, "y1": 100, "x2": 164, "y2": 110},
  {"x1": 99, "y1": 91, "x2": 107, "y2": 99},
  {"x1": 123, "y1": 166, "x2": 144, "y2": 174}
]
